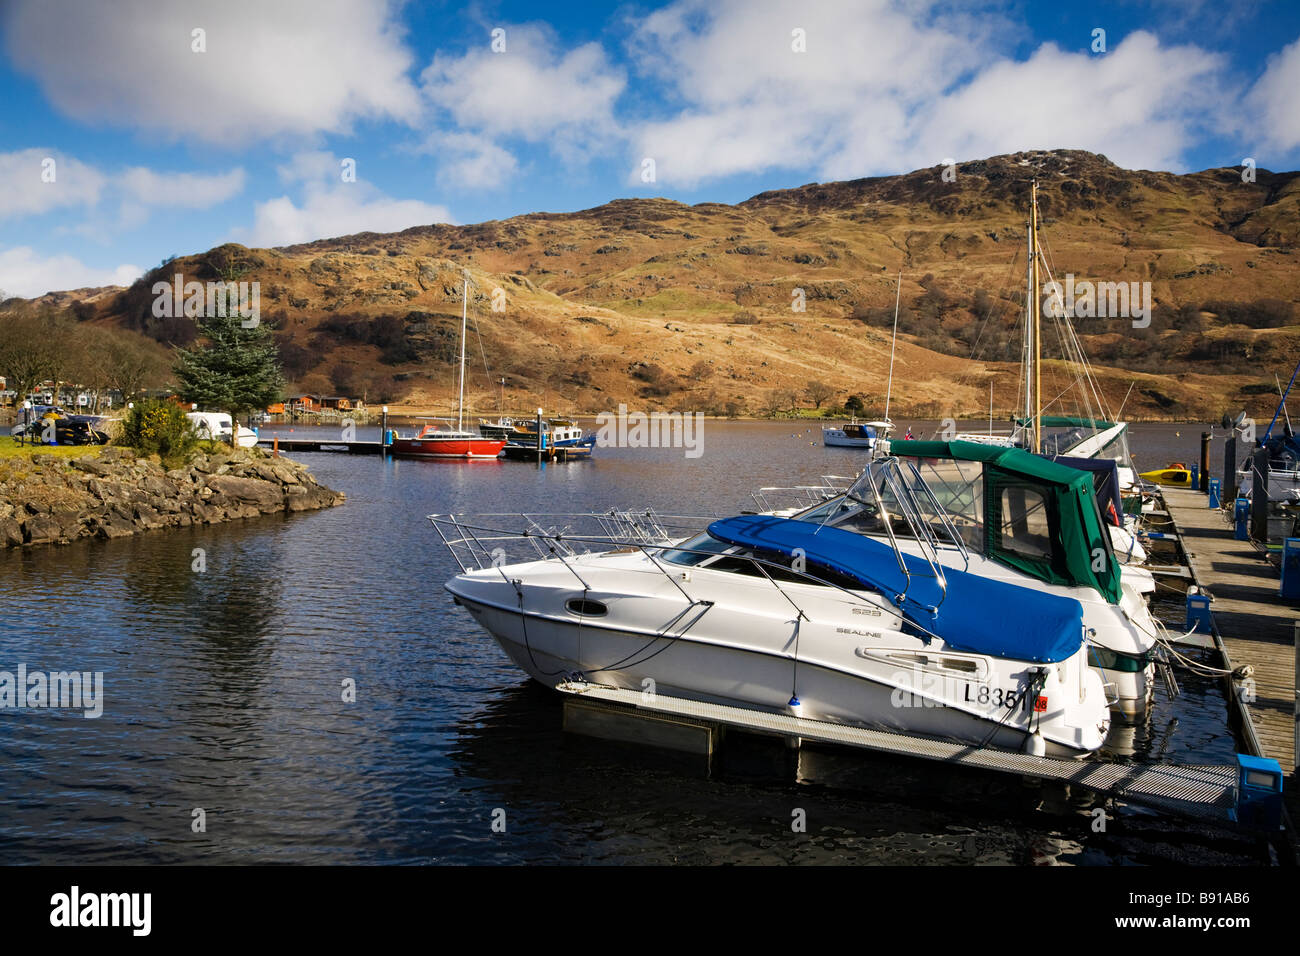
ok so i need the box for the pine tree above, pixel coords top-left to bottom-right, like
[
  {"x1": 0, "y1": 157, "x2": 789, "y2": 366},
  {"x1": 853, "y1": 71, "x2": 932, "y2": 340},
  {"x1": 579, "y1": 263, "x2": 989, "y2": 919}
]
[{"x1": 174, "y1": 312, "x2": 283, "y2": 444}]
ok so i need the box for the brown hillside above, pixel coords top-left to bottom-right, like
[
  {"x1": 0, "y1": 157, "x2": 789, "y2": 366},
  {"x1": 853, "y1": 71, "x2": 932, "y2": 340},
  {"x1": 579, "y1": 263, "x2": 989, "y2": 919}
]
[{"x1": 71, "y1": 150, "x2": 1300, "y2": 420}]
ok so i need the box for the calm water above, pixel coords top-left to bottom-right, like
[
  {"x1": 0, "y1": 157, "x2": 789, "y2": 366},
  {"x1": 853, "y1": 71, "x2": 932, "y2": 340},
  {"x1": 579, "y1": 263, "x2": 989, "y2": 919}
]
[{"x1": 0, "y1": 421, "x2": 1264, "y2": 864}]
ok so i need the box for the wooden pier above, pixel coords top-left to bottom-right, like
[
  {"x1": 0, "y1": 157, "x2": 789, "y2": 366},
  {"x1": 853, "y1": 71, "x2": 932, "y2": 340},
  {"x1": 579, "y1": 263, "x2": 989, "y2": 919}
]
[
  {"x1": 1162, "y1": 486, "x2": 1297, "y2": 780},
  {"x1": 257, "y1": 437, "x2": 383, "y2": 454}
]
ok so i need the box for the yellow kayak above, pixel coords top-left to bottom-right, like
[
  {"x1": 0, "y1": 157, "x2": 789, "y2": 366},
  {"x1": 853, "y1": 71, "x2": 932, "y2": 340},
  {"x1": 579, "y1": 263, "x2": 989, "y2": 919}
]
[{"x1": 1139, "y1": 462, "x2": 1194, "y2": 486}]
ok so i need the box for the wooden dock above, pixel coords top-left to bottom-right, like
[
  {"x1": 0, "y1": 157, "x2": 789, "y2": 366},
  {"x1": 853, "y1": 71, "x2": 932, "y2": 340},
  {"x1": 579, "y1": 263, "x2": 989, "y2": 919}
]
[
  {"x1": 257, "y1": 438, "x2": 382, "y2": 454},
  {"x1": 1163, "y1": 486, "x2": 1296, "y2": 774}
]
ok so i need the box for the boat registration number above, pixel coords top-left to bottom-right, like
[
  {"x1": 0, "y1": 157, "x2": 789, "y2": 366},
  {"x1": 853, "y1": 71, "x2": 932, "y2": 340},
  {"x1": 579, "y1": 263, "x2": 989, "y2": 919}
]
[{"x1": 964, "y1": 685, "x2": 1047, "y2": 712}]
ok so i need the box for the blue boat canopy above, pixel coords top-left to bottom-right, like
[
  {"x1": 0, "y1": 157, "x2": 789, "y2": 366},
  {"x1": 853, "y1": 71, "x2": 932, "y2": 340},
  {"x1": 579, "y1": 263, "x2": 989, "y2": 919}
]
[{"x1": 707, "y1": 514, "x2": 1085, "y2": 664}]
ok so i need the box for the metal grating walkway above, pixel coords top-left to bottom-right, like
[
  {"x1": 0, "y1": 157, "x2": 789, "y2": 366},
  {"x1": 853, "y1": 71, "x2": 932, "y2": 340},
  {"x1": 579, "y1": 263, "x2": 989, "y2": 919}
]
[{"x1": 555, "y1": 681, "x2": 1238, "y2": 821}]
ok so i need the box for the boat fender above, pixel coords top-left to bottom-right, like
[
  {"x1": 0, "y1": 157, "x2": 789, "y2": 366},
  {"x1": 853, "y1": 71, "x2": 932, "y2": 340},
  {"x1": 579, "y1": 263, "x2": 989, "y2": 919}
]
[{"x1": 1023, "y1": 728, "x2": 1046, "y2": 757}]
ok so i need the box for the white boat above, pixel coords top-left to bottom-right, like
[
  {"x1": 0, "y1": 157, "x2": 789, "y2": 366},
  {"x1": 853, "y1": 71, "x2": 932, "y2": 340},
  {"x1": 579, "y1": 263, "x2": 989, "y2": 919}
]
[
  {"x1": 433, "y1": 443, "x2": 1128, "y2": 756},
  {"x1": 823, "y1": 419, "x2": 892, "y2": 448},
  {"x1": 187, "y1": 411, "x2": 258, "y2": 448}
]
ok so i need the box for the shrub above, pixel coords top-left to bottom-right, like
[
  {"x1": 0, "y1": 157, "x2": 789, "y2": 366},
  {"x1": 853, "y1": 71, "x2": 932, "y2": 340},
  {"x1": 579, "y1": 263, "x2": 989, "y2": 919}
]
[{"x1": 118, "y1": 399, "x2": 198, "y2": 466}]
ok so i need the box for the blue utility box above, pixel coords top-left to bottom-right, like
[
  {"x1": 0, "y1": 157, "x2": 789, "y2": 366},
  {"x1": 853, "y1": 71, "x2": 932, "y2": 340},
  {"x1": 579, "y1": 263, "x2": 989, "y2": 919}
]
[
  {"x1": 1229, "y1": 754, "x2": 1284, "y2": 829},
  {"x1": 1281, "y1": 538, "x2": 1300, "y2": 599},
  {"x1": 1190, "y1": 463, "x2": 1199, "y2": 488},
  {"x1": 1208, "y1": 477, "x2": 1221, "y2": 508},
  {"x1": 1234, "y1": 497, "x2": 1250, "y2": 540},
  {"x1": 1185, "y1": 592, "x2": 1213, "y2": 633}
]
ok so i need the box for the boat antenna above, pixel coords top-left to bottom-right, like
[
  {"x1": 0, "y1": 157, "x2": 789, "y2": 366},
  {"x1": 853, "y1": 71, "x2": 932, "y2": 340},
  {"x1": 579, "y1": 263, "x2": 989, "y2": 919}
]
[{"x1": 883, "y1": 271, "x2": 901, "y2": 425}]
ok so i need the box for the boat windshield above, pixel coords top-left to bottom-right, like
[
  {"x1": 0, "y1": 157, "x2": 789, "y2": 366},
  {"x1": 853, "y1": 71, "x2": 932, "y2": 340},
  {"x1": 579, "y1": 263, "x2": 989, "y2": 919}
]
[
  {"x1": 798, "y1": 458, "x2": 982, "y2": 552},
  {"x1": 1040, "y1": 426, "x2": 1092, "y2": 457},
  {"x1": 660, "y1": 532, "x2": 867, "y2": 590}
]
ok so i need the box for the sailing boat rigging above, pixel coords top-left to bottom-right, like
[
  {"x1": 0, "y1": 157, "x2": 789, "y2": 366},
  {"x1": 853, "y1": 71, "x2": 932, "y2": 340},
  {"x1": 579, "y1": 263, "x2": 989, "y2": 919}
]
[{"x1": 388, "y1": 270, "x2": 508, "y2": 460}]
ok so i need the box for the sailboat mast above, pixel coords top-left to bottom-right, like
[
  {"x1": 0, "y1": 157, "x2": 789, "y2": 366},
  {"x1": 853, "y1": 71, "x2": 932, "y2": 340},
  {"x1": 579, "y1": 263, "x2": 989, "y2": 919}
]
[
  {"x1": 1024, "y1": 220, "x2": 1034, "y2": 448},
  {"x1": 458, "y1": 271, "x2": 468, "y2": 432},
  {"x1": 883, "y1": 271, "x2": 901, "y2": 425},
  {"x1": 1031, "y1": 180, "x2": 1042, "y2": 454}
]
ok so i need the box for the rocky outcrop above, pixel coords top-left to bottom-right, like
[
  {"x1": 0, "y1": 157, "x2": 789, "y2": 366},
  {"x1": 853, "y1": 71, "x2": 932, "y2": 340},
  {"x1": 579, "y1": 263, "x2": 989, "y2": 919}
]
[{"x1": 0, "y1": 446, "x2": 345, "y2": 548}]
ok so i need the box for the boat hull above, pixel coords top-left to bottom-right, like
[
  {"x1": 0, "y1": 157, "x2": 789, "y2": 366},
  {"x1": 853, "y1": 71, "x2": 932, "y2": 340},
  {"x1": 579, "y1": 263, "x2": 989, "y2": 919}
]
[
  {"x1": 446, "y1": 557, "x2": 1110, "y2": 758},
  {"x1": 390, "y1": 437, "x2": 505, "y2": 459}
]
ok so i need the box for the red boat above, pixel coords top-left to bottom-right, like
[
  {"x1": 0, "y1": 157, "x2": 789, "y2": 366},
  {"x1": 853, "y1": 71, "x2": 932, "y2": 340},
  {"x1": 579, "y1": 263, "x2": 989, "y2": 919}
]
[
  {"x1": 386, "y1": 269, "x2": 507, "y2": 461},
  {"x1": 389, "y1": 423, "x2": 505, "y2": 459}
]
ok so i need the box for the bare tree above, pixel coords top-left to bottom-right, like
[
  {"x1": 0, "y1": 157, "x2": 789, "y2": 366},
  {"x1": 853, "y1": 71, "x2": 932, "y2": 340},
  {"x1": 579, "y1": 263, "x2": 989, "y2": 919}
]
[
  {"x1": 0, "y1": 303, "x2": 71, "y2": 402},
  {"x1": 806, "y1": 380, "x2": 834, "y2": 409}
]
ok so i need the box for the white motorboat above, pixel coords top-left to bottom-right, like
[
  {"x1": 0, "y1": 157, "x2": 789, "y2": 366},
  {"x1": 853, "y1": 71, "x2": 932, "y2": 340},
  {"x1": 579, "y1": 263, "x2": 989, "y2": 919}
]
[
  {"x1": 823, "y1": 419, "x2": 892, "y2": 449},
  {"x1": 433, "y1": 442, "x2": 1128, "y2": 757}
]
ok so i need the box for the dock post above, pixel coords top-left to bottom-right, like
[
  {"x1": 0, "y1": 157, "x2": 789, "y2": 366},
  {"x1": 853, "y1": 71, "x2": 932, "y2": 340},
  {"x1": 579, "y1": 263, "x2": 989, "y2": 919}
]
[
  {"x1": 1251, "y1": 448, "x2": 1270, "y2": 542},
  {"x1": 1235, "y1": 497, "x2": 1251, "y2": 540},
  {"x1": 1282, "y1": 539, "x2": 1300, "y2": 599},
  {"x1": 1200, "y1": 432, "x2": 1211, "y2": 493},
  {"x1": 1224, "y1": 434, "x2": 1237, "y2": 502},
  {"x1": 536, "y1": 407, "x2": 543, "y2": 467},
  {"x1": 272, "y1": 436, "x2": 279, "y2": 458},
  {"x1": 380, "y1": 406, "x2": 388, "y2": 458}
]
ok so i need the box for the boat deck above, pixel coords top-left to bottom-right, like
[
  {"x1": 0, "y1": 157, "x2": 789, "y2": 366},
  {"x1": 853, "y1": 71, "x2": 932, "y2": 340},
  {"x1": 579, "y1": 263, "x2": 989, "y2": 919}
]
[{"x1": 1162, "y1": 486, "x2": 1296, "y2": 778}]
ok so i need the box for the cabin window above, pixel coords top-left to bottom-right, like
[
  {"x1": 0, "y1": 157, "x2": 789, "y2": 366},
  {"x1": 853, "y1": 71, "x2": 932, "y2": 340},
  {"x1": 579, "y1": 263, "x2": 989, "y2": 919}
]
[
  {"x1": 995, "y1": 485, "x2": 1052, "y2": 562},
  {"x1": 566, "y1": 598, "x2": 608, "y2": 616}
]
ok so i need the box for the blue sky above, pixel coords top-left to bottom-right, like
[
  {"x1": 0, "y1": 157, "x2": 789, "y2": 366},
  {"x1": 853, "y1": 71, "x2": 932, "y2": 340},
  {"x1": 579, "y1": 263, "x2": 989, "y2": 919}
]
[{"x1": 1, "y1": 0, "x2": 1298, "y2": 298}]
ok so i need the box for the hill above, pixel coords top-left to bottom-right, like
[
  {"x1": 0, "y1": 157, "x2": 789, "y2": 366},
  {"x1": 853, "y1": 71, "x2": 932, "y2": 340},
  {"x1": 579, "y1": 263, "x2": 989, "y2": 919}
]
[{"x1": 60, "y1": 149, "x2": 1300, "y2": 421}]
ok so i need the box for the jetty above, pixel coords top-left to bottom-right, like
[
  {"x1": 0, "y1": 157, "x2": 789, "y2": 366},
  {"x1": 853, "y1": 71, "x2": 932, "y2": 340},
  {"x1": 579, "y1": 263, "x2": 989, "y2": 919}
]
[{"x1": 1163, "y1": 486, "x2": 1297, "y2": 799}]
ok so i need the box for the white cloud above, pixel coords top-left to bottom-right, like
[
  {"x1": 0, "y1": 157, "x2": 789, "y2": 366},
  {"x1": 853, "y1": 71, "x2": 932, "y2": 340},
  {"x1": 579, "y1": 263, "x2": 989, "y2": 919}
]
[
  {"x1": 2, "y1": 0, "x2": 420, "y2": 144},
  {"x1": 421, "y1": 23, "x2": 625, "y2": 160},
  {"x1": 626, "y1": 0, "x2": 1230, "y2": 185},
  {"x1": 0, "y1": 149, "x2": 106, "y2": 219},
  {"x1": 421, "y1": 132, "x2": 520, "y2": 190},
  {"x1": 1249, "y1": 35, "x2": 1300, "y2": 154},
  {"x1": 901, "y1": 32, "x2": 1227, "y2": 176},
  {"x1": 0, "y1": 246, "x2": 141, "y2": 298},
  {"x1": 239, "y1": 151, "x2": 454, "y2": 247},
  {"x1": 120, "y1": 167, "x2": 247, "y2": 208}
]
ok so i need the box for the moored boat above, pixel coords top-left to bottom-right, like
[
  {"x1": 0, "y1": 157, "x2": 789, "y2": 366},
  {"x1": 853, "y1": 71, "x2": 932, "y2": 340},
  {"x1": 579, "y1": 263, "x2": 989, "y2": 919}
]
[
  {"x1": 822, "y1": 419, "x2": 891, "y2": 448},
  {"x1": 431, "y1": 440, "x2": 1133, "y2": 756},
  {"x1": 389, "y1": 268, "x2": 506, "y2": 461},
  {"x1": 390, "y1": 422, "x2": 505, "y2": 459}
]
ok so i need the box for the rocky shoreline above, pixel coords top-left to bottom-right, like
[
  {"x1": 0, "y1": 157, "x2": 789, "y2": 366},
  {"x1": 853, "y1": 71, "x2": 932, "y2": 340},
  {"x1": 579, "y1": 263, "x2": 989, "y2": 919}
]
[{"x1": 0, "y1": 446, "x2": 344, "y2": 548}]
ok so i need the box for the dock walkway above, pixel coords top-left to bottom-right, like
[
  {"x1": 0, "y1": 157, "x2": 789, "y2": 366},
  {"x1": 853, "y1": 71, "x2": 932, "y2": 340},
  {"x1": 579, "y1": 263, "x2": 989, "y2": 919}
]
[{"x1": 1162, "y1": 486, "x2": 1296, "y2": 774}]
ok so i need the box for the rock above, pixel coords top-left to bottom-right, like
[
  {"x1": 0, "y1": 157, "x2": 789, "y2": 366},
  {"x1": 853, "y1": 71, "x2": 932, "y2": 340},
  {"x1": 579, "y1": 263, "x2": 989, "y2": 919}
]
[
  {"x1": 0, "y1": 518, "x2": 22, "y2": 547},
  {"x1": 133, "y1": 504, "x2": 165, "y2": 529},
  {"x1": 88, "y1": 515, "x2": 134, "y2": 539},
  {"x1": 206, "y1": 475, "x2": 283, "y2": 509},
  {"x1": 72, "y1": 457, "x2": 113, "y2": 477},
  {"x1": 2, "y1": 446, "x2": 340, "y2": 548},
  {"x1": 23, "y1": 515, "x2": 64, "y2": 545}
]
